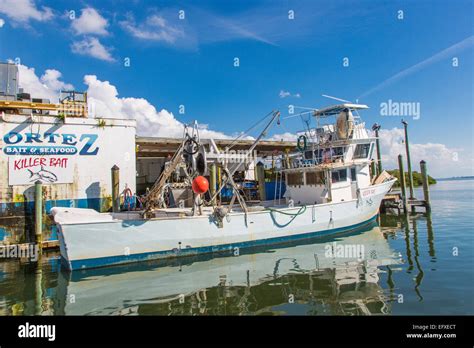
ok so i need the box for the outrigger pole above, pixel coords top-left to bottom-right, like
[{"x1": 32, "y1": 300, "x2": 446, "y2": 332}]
[
  {"x1": 206, "y1": 110, "x2": 281, "y2": 206},
  {"x1": 209, "y1": 110, "x2": 281, "y2": 225}
]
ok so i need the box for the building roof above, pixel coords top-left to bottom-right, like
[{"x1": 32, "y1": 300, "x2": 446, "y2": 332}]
[{"x1": 136, "y1": 136, "x2": 296, "y2": 158}]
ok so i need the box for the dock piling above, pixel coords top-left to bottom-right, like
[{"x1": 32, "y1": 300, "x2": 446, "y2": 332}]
[
  {"x1": 284, "y1": 148, "x2": 290, "y2": 169},
  {"x1": 111, "y1": 165, "x2": 120, "y2": 213},
  {"x1": 34, "y1": 180, "x2": 43, "y2": 248},
  {"x1": 372, "y1": 124, "x2": 383, "y2": 174},
  {"x1": 402, "y1": 120, "x2": 415, "y2": 200},
  {"x1": 420, "y1": 160, "x2": 431, "y2": 212},
  {"x1": 397, "y1": 154, "x2": 408, "y2": 214},
  {"x1": 370, "y1": 160, "x2": 377, "y2": 179},
  {"x1": 35, "y1": 264, "x2": 43, "y2": 315}
]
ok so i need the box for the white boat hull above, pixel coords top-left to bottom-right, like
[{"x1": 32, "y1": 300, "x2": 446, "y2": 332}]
[{"x1": 54, "y1": 180, "x2": 395, "y2": 270}]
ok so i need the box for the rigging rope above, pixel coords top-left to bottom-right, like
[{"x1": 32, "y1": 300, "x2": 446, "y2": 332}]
[
  {"x1": 266, "y1": 205, "x2": 307, "y2": 216},
  {"x1": 225, "y1": 110, "x2": 275, "y2": 151},
  {"x1": 266, "y1": 205, "x2": 307, "y2": 228}
]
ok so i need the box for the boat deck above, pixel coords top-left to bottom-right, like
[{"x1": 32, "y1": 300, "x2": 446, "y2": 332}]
[{"x1": 51, "y1": 201, "x2": 291, "y2": 224}]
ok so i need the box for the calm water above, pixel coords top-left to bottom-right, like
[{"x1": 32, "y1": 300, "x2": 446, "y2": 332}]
[{"x1": 0, "y1": 180, "x2": 473, "y2": 315}]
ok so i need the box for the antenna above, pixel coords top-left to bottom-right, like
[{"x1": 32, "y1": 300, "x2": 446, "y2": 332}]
[
  {"x1": 321, "y1": 94, "x2": 352, "y2": 103},
  {"x1": 282, "y1": 110, "x2": 314, "y2": 120},
  {"x1": 282, "y1": 105, "x2": 319, "y2": 120},
  {"x1": 292, "y1": 105, "x2": 318, "y2": 111}
]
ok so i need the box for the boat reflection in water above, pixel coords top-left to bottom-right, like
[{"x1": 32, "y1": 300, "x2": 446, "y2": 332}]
[
  {"x1": 61, "y1": 221, "x2": 401, "y2": 315},
  {"x1": 1, "y1": 221, "x2": 402, "y2": 316}
]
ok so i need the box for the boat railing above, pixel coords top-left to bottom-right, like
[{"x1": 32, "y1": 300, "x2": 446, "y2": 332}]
[
  {"x1": 301, "y1": 118, "x2": 368, "y2": 144},
  {"x1": 287, "y1": 152, "x2": 345, "y2": 169},
  {"x1": 279, "y1": 155, "x2": 367, "y2": 173}
]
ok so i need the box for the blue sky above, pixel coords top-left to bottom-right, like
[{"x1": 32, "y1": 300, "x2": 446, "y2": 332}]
[{"x1": 0, "y1": 0, "x2": 472, "y2": 177}]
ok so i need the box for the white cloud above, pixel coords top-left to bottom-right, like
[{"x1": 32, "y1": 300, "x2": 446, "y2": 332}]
[
  {"x1": 0, "y1": 18, "x2": 5, "y2": 27},
  {"x1": 40, "y1": 69, "x2": 74, "y2": 92},
  {"x1": 279, "y1": 90, "x2": 301, "y2": 99},
  {"x1": 268, "y1": 132, "x2": 297, "y2": 142},
  {"x1": 71, "y1": 37, "x2": 114, "y2": 62},
  {"x1": 84, "y1": 75, "x2": 229, "y2": 138},
  {"x1": 0, "y1": 0, "x2": 53, "y2": 23},
  {"x1": 17, "y1": 64, "x2": 73, "y2": 101},
  {"x1": 119, "y1": 13, "x2": 184, "y2": 44},
  {"x1": 378, "y1": 128, "x2": 468, "y2": 177},
  {"x1": 71, "y1": 7, "x2": 108, "y2": 36}
]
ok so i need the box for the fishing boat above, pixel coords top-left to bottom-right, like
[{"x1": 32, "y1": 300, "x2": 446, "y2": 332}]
[{"x1": 52, "y1": 103, "x2": 396, "y2": 270}]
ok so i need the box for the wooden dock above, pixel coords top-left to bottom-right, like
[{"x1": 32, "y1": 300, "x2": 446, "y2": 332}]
[
  {"x1": 381, "y1": 192, "x2": 430, "y2": 215},
  {"x1": 380, "y1": 156, "x2": 432, "y2": 215}
]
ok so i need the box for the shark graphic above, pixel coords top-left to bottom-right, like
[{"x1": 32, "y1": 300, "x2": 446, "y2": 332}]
[{"x1": 27, "y1": 166, "x2": 58, "y2": 183}]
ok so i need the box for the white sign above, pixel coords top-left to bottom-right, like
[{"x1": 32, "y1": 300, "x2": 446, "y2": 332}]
[{"x1": 9, "y1": 156, "x2": 74, "y2": 185}]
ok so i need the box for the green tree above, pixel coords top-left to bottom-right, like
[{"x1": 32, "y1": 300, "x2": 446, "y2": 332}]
[{"x1": 387, "y1": 169, "x2": 436, "y2": 187}]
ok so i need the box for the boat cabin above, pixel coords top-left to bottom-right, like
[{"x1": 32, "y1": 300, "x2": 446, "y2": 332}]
[{"x1": 281, "y1": 104, "x2": 376, "y2": 205}]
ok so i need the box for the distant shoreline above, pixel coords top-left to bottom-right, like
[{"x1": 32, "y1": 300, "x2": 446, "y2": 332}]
[{"x1": 435, "y1": 176, "x2": 474, "y2": 181}]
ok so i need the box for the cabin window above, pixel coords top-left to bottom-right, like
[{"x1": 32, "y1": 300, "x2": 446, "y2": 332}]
[
  {"x1": 353, "y1": 144, "x2": 371, "y2": 159},
  {"x1": 287, "y1": 172, "x2": 304, "y2": 186},
  {"x1": 350, "y1": 167, "x2": 357, "y2": 181},
  {"x1": 304, "y1": 150, "x2": 313, "y2": 160},
  {"x1": 331, "y1": 169, "x2": 347, "y2": 183},
  {"x1": 333, "y1": 147, "x2": 344, "y2": 157},
  {"x1": 306, "y1": 171, "x2": 325, "y2": 185},
  {"x1": 315, "y1": 147, "x2": 345, "y2": 163}
]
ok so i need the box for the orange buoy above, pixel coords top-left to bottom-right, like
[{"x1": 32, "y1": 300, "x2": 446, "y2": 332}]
[{"x1": 192, "y1": 176, "x2": 209, "y2": 194}]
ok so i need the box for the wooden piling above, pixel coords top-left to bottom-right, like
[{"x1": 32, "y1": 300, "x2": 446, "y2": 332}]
[
  {"x1": 35, "y1": 264, "x2": 43, "y2": 315},
  {"x1": 420, "y1": 160, "x2": 431, "y2": 212},
  {"x1": 284, "y1": 148, "x2": 290, "y2": 169},
  {"x1": 397, "y1": 154, "x2": 408, "y2": 214},
  {"x1": 256, "y1": 162, "x2": 266, "y2": 201},
  {"x1": 34, "y1": 180, "x2": 43, "y2": 314},
  {"x1": 34, "y1": 180, "x2": 43, "y2": 248},
  {"x1": 374, "y1": 128, "x2": 383, "y2": 174},
  {"x1": 111, "y1": 165, "x2": 120, "y2": 213},
  {"x1": 426, "y1": 211, "x2": 435, "y2": 257},
  {"x1": 370, "y1": 160, "x2": 377, "y2": 179},
  {"x1": 402, "y1": 120, "x2": 415, "y2": 199}
]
